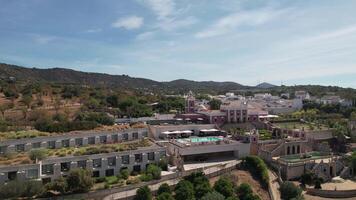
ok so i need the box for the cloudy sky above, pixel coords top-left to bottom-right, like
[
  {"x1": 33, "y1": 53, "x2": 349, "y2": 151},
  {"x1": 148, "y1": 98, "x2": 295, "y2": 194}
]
[{"x1": 1, "y1": 0, "x2": 356, "y2": 88}]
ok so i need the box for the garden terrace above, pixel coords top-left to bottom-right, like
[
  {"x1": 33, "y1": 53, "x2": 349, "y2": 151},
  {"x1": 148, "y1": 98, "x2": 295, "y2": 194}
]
[
  {"x1": 272, "y1": 121, "x2": 329, "y2": 132},
  {"x1": 0, "y1": 153, "x2": 33, "y2": 166},
  {"x1": 46, "y1": 138, "x2": 153, "y2": 157},
  {"x1": 0, "y1": 124, "x2": 143, "y2": 142},
  {"x1": 0, "y1": 139, "x2": 155, "y2": 166},
  {"x1": 277, "y1": 151, "x2": 332, "y2": 164}
]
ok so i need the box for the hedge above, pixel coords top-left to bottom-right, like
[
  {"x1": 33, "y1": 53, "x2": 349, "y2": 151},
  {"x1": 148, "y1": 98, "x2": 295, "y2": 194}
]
[{"x1": 243, "y1": 156, "x2": 269, "y2": 187}]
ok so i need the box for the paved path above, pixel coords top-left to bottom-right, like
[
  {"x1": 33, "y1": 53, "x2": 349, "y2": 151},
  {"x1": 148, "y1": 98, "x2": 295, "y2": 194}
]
[
  {"x1": 268, "y1": 170, "x2": 281, "y2": 200},
  {"x1": 103, "y1": 160, "x2": 240, "y2": 200}
]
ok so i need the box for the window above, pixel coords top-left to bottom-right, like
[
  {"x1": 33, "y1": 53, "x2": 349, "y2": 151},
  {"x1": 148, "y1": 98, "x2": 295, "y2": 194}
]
[
  {"x1": 142, "y1": 131, "x2": 148, "y2": 137},
  {"x1": 106, "y1": 169, "x2": 114, "y2": 176},
  {"x1": 88, "y1": 137, "x2": 95, "y2": 145},
  {"x1": 16, "y1": 144, "x2": 25, "y2": 152},
  {"x1": 8, "y1": 171, "x2": 17, "y2": 180},
  {"x1": 27, "y1": 169, "x2": 38, "y2": 179},
  {"x1": 133, "y1": 132, "x2": 138, "y2": 140},
  {"x1": 42, "y1": 164, "x2": 54, "y2": 175},
  {"x1": 133, "y1": 165, "x2": 141, "y2": 172},
  {"x1": 121, "y1": 155, "x2": 129, "y2": 164},
  {"x1": 0, "y1": 146, "x2": 6, "y2": 154},
  {"x1": 99, "y1": 136, "x2": 107, "y2": 144},
  {"x1": 147, "y1": 152, "x2": 155, "y2": 161},
  {"x1": 77, "y1": 160, "x2": 86, "y2": 169},
  {"x1": 32, "y1": 142, "x2": 41, "y2": 149},
  {"x1": 48, "y1": 141, "x2": 56, "y2": 149},
  {"x1": 111, "y1": 134, "x2": 118, "y2": 143},
  {"x1": 108, "y1": 157, "x2": 116, "y2": 166},
  {"x1": 61, "y1": 162, "x2": 71, "y2": 172},
  {"x1": 123, "y1": 133, "x2": 129, "y2": 141},
  {"x1": 75, "y1": 138, "x2": 83, "y2": 146},
  {"x1": 93, "y1": 159, "x2": 102, "y2": 168},
  {"x1": 135, "y1": 154, "x2": 142, "y2": 162},
  {"x1": 160, "y1": 151, "x2": 166, "y2": 158},
  {"x1": 62, "y1": 139, "x2": 70, "y2": 148},
  {"x1": 92, "y1": 171, "x2": 100, "y2": 177}
]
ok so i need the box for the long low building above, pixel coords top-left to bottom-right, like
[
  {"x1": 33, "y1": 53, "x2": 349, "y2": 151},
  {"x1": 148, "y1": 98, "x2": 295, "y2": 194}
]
[
  {"x1": 0, "y1": 139, "x2": 166, "y2": 184},
  {"x1": 0, "y1": 128, "x2": 148, "y2": 154}
]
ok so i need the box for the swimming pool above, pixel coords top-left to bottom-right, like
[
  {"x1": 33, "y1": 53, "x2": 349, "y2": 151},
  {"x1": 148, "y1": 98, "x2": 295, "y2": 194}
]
[{"x1": 177, "y1": 136, "x2": 223, "y2": 143}]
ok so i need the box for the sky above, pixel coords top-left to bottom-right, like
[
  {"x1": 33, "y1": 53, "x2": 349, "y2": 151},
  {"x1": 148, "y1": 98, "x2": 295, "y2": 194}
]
[{"x1": 1, "y1": 0, "x2": 356, "y2": 88}]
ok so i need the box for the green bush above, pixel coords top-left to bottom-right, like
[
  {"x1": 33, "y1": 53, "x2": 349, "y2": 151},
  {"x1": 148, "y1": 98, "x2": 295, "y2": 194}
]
[
  {"x1": 0, "y1": 180, "x2": 44, "y2": 198},
  {"x1": 146, "y1": 164, "x2": 161, "y2": 180},
  {"x1": 243, "y1": 156, "x2": 269, "y2": 187},
  {"x1": 201, "y1": 191, "x2": 225, "y2": 200},
  {"x1": 213, "y1": 177, "x2": 234, "y2": 198},
  {"x1": 105, "y1": 176, "x2": 119, "y2": 185},
  {"x1": 158, "y1": 183, "x2": 171, "y2": 195},
  {"x1": 66, "y1": 168, "x2": 94, "y2": 193},
  {"x1": 279, "y1": 181, "x2": 303, "y2": 200},
  {"x1": 157, "y1": 192, "x2": 174, "y2": 200},
  {"x1": 134, "y1": 186, "x2": 152, "y2": 200},
  {"x1": 175, "y1": 180, "x2": 195, "y2": 200},
  {"x1": 28, "y1": 148, "x2": 48, "y2": 161},
  {"x1": 140, "y1": 173, "x2": 153, "y2": 182},
  {"x1": 120, "y1": 169, "x2": 129, "y2": 180}
]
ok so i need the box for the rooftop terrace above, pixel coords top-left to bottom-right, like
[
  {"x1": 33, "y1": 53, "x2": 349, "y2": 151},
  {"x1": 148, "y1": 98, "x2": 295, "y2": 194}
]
[
  {"x1": 273, "y1": 121, "x2": 329, "y2": 131},
  {"x1": 0, "y1": 124, "x2": 146, "y2": 142},
  {"x1": 0, "y1": 138, "x2": 154, "y2": 166}
]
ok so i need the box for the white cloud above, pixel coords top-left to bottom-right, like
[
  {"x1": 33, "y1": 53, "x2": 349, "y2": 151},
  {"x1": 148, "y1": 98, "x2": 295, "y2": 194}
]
[
  {"x1": 141, "y1": 0, "x2": 196, "y2": 31},
  {"x1": 85, "y1": 28, "x2": 102, "y2": 33},
  {"x1": 136, "y1": 31, "x2": 155, "y2": 40},
  {"x1": 158, "y1": 16, "x2": 198, "y2": 31},
  {"x1": 112, "y1": 16, "x2": 144, "y2": 30},
  {"x1": 33, "y1": 35, "x2": 57, "y2": 44},
  {"x1": 196, "y1": 8, "x2": 288, "y2": 38},
  {"x1": 143, "y1": 0, "x2": 175, "y2": 20}
]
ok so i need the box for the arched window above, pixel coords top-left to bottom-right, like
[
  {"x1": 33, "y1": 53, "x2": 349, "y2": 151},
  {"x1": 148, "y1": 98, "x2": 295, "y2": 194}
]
[
  {"x1": 287, "y1": 146, "x2": 290, "y2": 155},
  {"x1": 292, "y1": 146, "x2": 295, "y2": 154}
]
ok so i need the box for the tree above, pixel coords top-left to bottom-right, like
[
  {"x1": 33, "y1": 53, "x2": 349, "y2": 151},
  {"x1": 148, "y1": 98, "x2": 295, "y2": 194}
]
[
  {"x1": 214, "y1": 177, "x2": 234, "y2": 198},
  {"x1": 157, "y1": 192, "x2": 174, "y2": 200},
  {"x1": 0, "y1": 180, "x2": 43, "y2": 198},
  {"x1": 174, "y1": 180, "x2": 195, "y2": 200},
  {"x1": 314, "y1": 178, "x2": 322, "y2": 189},
  {"x1": 158, "y1": 183, "x2": 171, "y2": 195},
  {"x1": 120, "y1": 168, "x2": 129, "y2": 180},
  {"x1": 146, "y1": 164, "x2": 162, "y2": 180},
  {"x1": 46, "y1": 177, "x2": 67, "y2": 194},
  {"x1": 22, "y1": 94, "x2": 33, "y2": 109},
  {"x1": 209, "y1": 99, "x2": 222, "y2": 110},
  {"x1": 236, "y1": 183, "x2": 260, "y2": 200},
  {"x1": 29, "y1": 148, "x2": 48, "y2": 161},
  {"x1": 300, "y1": 172, "x2": 314, "y2": 186},
  {"x1": 201, "y1": 191, "x2": 225, "y2": 200},
  {"x1": 134, "y1": 186, "x2": 152, "y2": 200},
  {"x1": 23, "y1": 180, "x2": 44, "y2": 197},
  {"x1": 279, "y1": 181, "x2": 303, "y2": 200},
  {"x1": 66, "y1": 169, "x2": 94, "y2": 193},
  {"x1": 106, "y1": 95, "x2": 119, "y2": 107}
]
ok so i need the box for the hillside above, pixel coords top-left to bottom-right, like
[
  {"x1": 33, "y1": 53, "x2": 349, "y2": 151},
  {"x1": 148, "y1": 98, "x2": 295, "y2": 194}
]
[
  {"x1": 0, "y1": 63, "x2": 248, "y2": 94},
  {"x1": 256, "y1": 82, "x2": 277, "y2": 89}
]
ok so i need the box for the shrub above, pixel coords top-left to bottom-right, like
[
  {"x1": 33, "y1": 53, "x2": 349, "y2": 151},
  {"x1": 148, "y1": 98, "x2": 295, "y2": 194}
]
[
  {"x1": 126, "y1": 177, "x2": 141, "y2": 185},
  {"x1": 158, "y1": 157, "x2": 168, "y2": 171},
  {"x1": 120, "y1": 169, "x2": 129, "y2": 180},
  {"x1": 28, "y1": 148, "x2": 48, "y2": 161},
  {"x1": 157, "y1": 192, "x2": 174, "y2": 200},
  {"x1": 314, "y1": 178, "x2": 322, "y2": 189},
  {"x1": 174, "y1": 180, "x2": 195, "y2": 200},
  {"x1": 158, "y1": 183, "x2": 171, "y2": 195},
  {"x1": 146, "y1": 164, "x2": 161, "y2": 180},
  {"x1": 236, "y1": 183, "x2": 260, "y2": 200},
  {"x1": 243, "y1": 156, "x2": 269, "y2": 187},
  {"x1": 279, "y1": 181, "x2": 303, "y2": 200},
  {"x1": 213, "y1": 177, "x2": 234, "y2": 198},
  {"x1": 105, "y1": 176, "x2": 119, "y2": 185},
  {"x1": 46, "y1": 177, "x2": 67, "y2": 194},
  {"x1": 140, "y1": 173, "x2": 153, "y2": 182},
  {"x1": 66, "y1": 169, "x2": 94, "y2": 193},
  {"x1": 201, "y1": 191, "x2": 225, "y2": 200},
  {"x1": 134, "y1": 186, "x2": 152, "y2": 200},
  {"x1": 0, "y1": 180, "x2": 44, "y2": 198}
]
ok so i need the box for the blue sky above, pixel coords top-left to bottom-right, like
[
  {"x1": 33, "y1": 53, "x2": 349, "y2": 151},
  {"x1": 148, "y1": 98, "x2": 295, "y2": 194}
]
[{"x1": 1, "y1": 0, "x2": 356, "y2": 88}]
